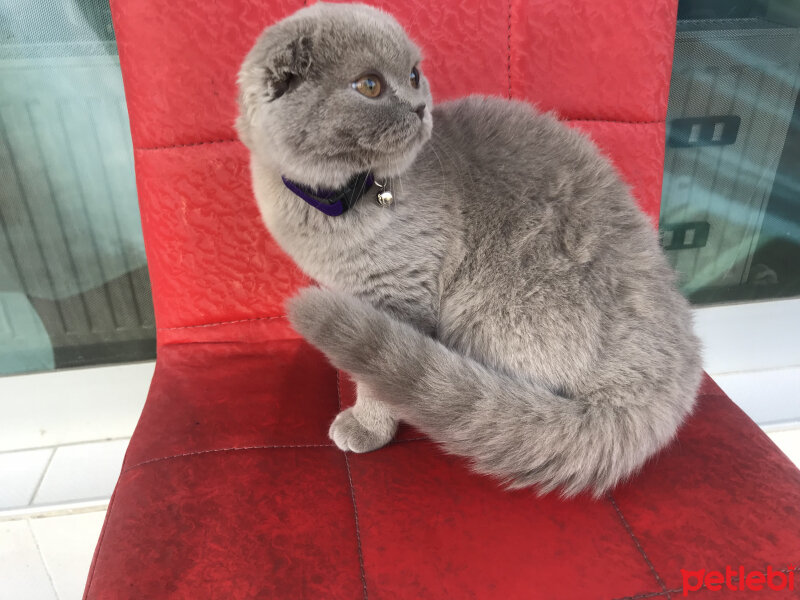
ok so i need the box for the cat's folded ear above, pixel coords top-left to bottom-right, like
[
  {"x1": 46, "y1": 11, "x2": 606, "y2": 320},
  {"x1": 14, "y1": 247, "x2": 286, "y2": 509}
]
[
  {"x1": 236, "y1": 23, "x2": 315, "y2": 145},
  {"x1": 262, "y1": 34, "x2": 314, "y2": 101}
]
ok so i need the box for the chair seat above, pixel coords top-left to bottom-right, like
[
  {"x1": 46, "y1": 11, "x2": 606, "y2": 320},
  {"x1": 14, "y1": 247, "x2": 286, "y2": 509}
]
[
  {"x1": 84, "y1": 320, "x2": 800, "y2": 599},
  {"x1": 94, "y1": 2, "x2": 800, "y2": 596}
]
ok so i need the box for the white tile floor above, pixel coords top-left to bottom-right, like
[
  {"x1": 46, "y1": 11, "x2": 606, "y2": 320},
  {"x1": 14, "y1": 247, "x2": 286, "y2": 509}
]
[
  {"x1": 1, "y1": 519, "x2": 60, "y2": 600},
  {"x1": 0, "y1": 448, "x2": 52, "y2": 508},
  {"x1": 0, "y1": 439, "x2": 128, "y2": 600},
  {"x1": 766, "y1": 427, "x2": 800, "y2": 467},
  {"x1": 29, "y1": 511, "x2": 108, "y2": 600},
  {"x1": 0, "y1": 362, "x2": 152, "y2": 453},
  {"x1": 0, "y1": 363, "x2": 147, "y2": 600},
  {"x1": 0, "y1": 510, "x2": 107, "y2": 600},
  {"x1": 0, "y1": 437, "x2": 128, "y2": 600},
  {"x1": 1, "y1": 440, "x2": 129, "y2": 514},
  {"x1": 0, "y1": 361, "x2": 798, "y2": 600},
  {"x1": 34, "y1": 440, "x2": 129, "y2": 507}
]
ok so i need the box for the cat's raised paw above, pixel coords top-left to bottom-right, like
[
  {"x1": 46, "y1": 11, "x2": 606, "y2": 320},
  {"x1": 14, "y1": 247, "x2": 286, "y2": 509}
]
[
  {"x1": 329, "y1": 408, "x2": 394, "y2": 453},
  {"x1": 286, "y1": 286, "x2": 338, "y2": 341}
]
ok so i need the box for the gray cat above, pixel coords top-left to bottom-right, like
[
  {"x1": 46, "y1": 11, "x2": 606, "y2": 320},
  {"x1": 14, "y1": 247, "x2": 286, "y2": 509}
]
[{"x1": 236, "y1": 2, "x2": 702, "y2": 497}]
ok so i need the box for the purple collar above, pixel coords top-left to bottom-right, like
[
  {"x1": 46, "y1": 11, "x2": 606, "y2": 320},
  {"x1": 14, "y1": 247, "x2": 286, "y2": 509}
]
[{"x1": 281, "y1": 172, "x2": 375, "y2": 217}]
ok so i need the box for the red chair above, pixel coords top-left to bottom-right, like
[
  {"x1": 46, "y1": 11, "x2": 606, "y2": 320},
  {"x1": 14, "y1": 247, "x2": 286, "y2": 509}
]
[{"x1": 85, "y1": 1, "x2": 800, "y2": 598}]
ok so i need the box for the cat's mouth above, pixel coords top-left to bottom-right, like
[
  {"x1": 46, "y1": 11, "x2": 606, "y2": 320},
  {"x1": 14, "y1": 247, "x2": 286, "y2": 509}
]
[
  {"x1": 300, "y1": 116, "x2": 431, "y2": 181},
  {"x1": 359, "y1": 116, "x2": 431, "y2": 156},
  {"x1": 356, "y1": 116, "x2": 431, "y2": 178}
]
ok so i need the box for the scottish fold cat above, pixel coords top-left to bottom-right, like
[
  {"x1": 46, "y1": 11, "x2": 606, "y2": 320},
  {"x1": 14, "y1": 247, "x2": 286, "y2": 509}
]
[{"x1": 236, "y1": 2, "x2": 702, "y2": 496}]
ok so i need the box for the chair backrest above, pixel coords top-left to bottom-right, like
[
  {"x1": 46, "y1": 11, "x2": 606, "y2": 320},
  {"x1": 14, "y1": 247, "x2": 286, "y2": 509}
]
[{"x1": 110, "y1": 0, "x2": 677, "y2": 339}]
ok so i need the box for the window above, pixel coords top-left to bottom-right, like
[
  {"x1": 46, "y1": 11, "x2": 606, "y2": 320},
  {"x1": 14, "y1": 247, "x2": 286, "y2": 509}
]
[
  {"x1": 0, "y1": 0, "x2": 155, "y2": 375},
  {"x1": 660, "y1": 0, "x2": 800, "y2": 305}
]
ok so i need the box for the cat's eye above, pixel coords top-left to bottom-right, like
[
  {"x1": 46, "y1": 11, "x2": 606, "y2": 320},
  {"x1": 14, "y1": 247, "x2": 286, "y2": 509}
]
[
  {"x1": 352, "y1": 75, "x2": 382, "y2": 98},
  {"x1": 410, "y1": 66, "x2": 420, "y2": 89}
]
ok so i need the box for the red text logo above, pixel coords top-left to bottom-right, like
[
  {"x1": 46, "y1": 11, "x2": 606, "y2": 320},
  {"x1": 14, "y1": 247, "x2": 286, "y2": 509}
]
[{"x1": 681, "y1": 565, "x2": 795, "y2": 595}]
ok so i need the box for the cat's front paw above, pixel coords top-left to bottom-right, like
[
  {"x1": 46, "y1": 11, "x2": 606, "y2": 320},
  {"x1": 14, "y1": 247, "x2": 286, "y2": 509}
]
[
  {"x1": 329, "y1": 408, "x2": 395, "y2": 453},
  {"x1": 286, "y1": 286, "x2": 337, "y2": 344}
]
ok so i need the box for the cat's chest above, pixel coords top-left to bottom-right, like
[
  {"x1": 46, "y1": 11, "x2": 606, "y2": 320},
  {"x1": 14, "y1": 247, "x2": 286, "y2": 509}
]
[{"x1": 267, "y1": 194, "x2": 448, "y2": 321}]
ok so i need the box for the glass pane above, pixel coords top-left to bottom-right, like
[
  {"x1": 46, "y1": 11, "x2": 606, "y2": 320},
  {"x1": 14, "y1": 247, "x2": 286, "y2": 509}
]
[
  {"x1": 0, "y1": 0, "x2": 155, "y2": 375},
  {"x1": 660, "y1": 0, "x2": 800, "y2": 305}
]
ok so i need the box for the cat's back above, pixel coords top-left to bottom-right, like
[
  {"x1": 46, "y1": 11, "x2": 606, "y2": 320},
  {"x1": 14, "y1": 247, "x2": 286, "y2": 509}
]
[
  {"x1": 428, "y1": 96, "x2": 637, "y2": 241},
  {"x1": 430, "y1": 96, "x2": 619, "y2": 194},
  {"x1": 427, "y1": 95, "x2": 648, "y2": 270}
]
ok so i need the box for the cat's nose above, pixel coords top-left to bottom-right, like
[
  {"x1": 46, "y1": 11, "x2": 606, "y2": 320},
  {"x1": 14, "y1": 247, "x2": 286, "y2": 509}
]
[{"x1": 414, "y1": 104, "x2": 426, "y2": 120}]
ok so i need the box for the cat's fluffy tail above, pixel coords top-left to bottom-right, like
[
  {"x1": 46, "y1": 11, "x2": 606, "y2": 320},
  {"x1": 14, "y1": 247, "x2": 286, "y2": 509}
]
[{"x1": 288, "y1": 287, "x2": 691, "y2": 497}]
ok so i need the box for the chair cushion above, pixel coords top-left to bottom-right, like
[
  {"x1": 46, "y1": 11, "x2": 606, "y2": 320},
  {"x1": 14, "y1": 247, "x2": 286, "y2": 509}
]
[
  {"x1": 85, "y1": 320, "x2": 800, "y2": 599},
  {"x1": 114, "y1": 0, "x2": 677, "y2": 329}
]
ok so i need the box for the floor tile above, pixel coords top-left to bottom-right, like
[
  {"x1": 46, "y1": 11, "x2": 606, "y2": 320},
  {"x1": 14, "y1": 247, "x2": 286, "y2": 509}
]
[
  {"x1": 693, "y1": 299, "x2": 800, "y2": 374},
  {"x1": 767, "y1": 428, "x2": 800, "y2": 469},
  {"x1": 30, "y1": 511, "x2": 107, "y2": 600},
  {"x1": 0, "y1": 448, "x2": 53, "y2": 509},
  {"x1": 0, "y1": 362, "x2": 152, "y2": 452},
  {"x1": 0, "y1": 520, "x2": 58, "y2": 600},
  {"x1": 712, "y1": 367, "x2": 800, "y2": 426},
  {"x1": 34, "y1": 440, "x2": 129, "y2": 506}
]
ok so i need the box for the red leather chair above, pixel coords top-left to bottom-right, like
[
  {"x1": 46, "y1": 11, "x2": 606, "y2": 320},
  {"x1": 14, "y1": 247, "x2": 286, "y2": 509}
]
[{"x1": 85, "y1": 1, "x2": 800, "y2": 598}]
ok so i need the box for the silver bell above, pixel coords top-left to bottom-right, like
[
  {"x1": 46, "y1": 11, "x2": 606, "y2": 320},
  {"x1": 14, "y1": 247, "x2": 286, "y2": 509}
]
[{"x1": 377, "y1": 190, "x2": 394, "y2": 206}]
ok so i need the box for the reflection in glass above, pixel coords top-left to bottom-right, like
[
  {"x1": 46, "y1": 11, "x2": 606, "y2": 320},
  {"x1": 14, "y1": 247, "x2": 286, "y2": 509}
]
[
  {"x1": 0, "y1": 0, "x2": 155, "y2": 375},
  {"x1": 660, "y1": 3, "x2": 800, "y2": 304}
]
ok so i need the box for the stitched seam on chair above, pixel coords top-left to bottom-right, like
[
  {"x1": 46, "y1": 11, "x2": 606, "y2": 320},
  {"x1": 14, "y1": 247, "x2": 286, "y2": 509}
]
[
  {"x1": 136, "y1": 138, "x2": 238, "y2": 151},
  {"x1": 338, "y1": 371, "x2": 369, "y2": 600},
  {"x1": 122, "y1": 443, "x2": 333, "y2": 473},
  {"x1": 158, "y1": 315, "x2": 286, "y2": 330},
  {"x1": 611, "y1": 587, "x2": 682, "y2": 600},
  {"x1": 122, "y1": 437, "x2": 428, "y2": 473},
  {"x1": 506, "y1": 0, "x2": 512, "y2": 98},
  {"x1": 566, "y1": 118, "x2": 663, "y2": 125},
  {"x1": 609, "y1": 494, "x2": 671, "y2": 599},
  {"x1": 344, "y1": 453, "x2": 368, "y2": 599},
  {"x1": 82, "y1": 487, "x2": 118, "y2": 599}
]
